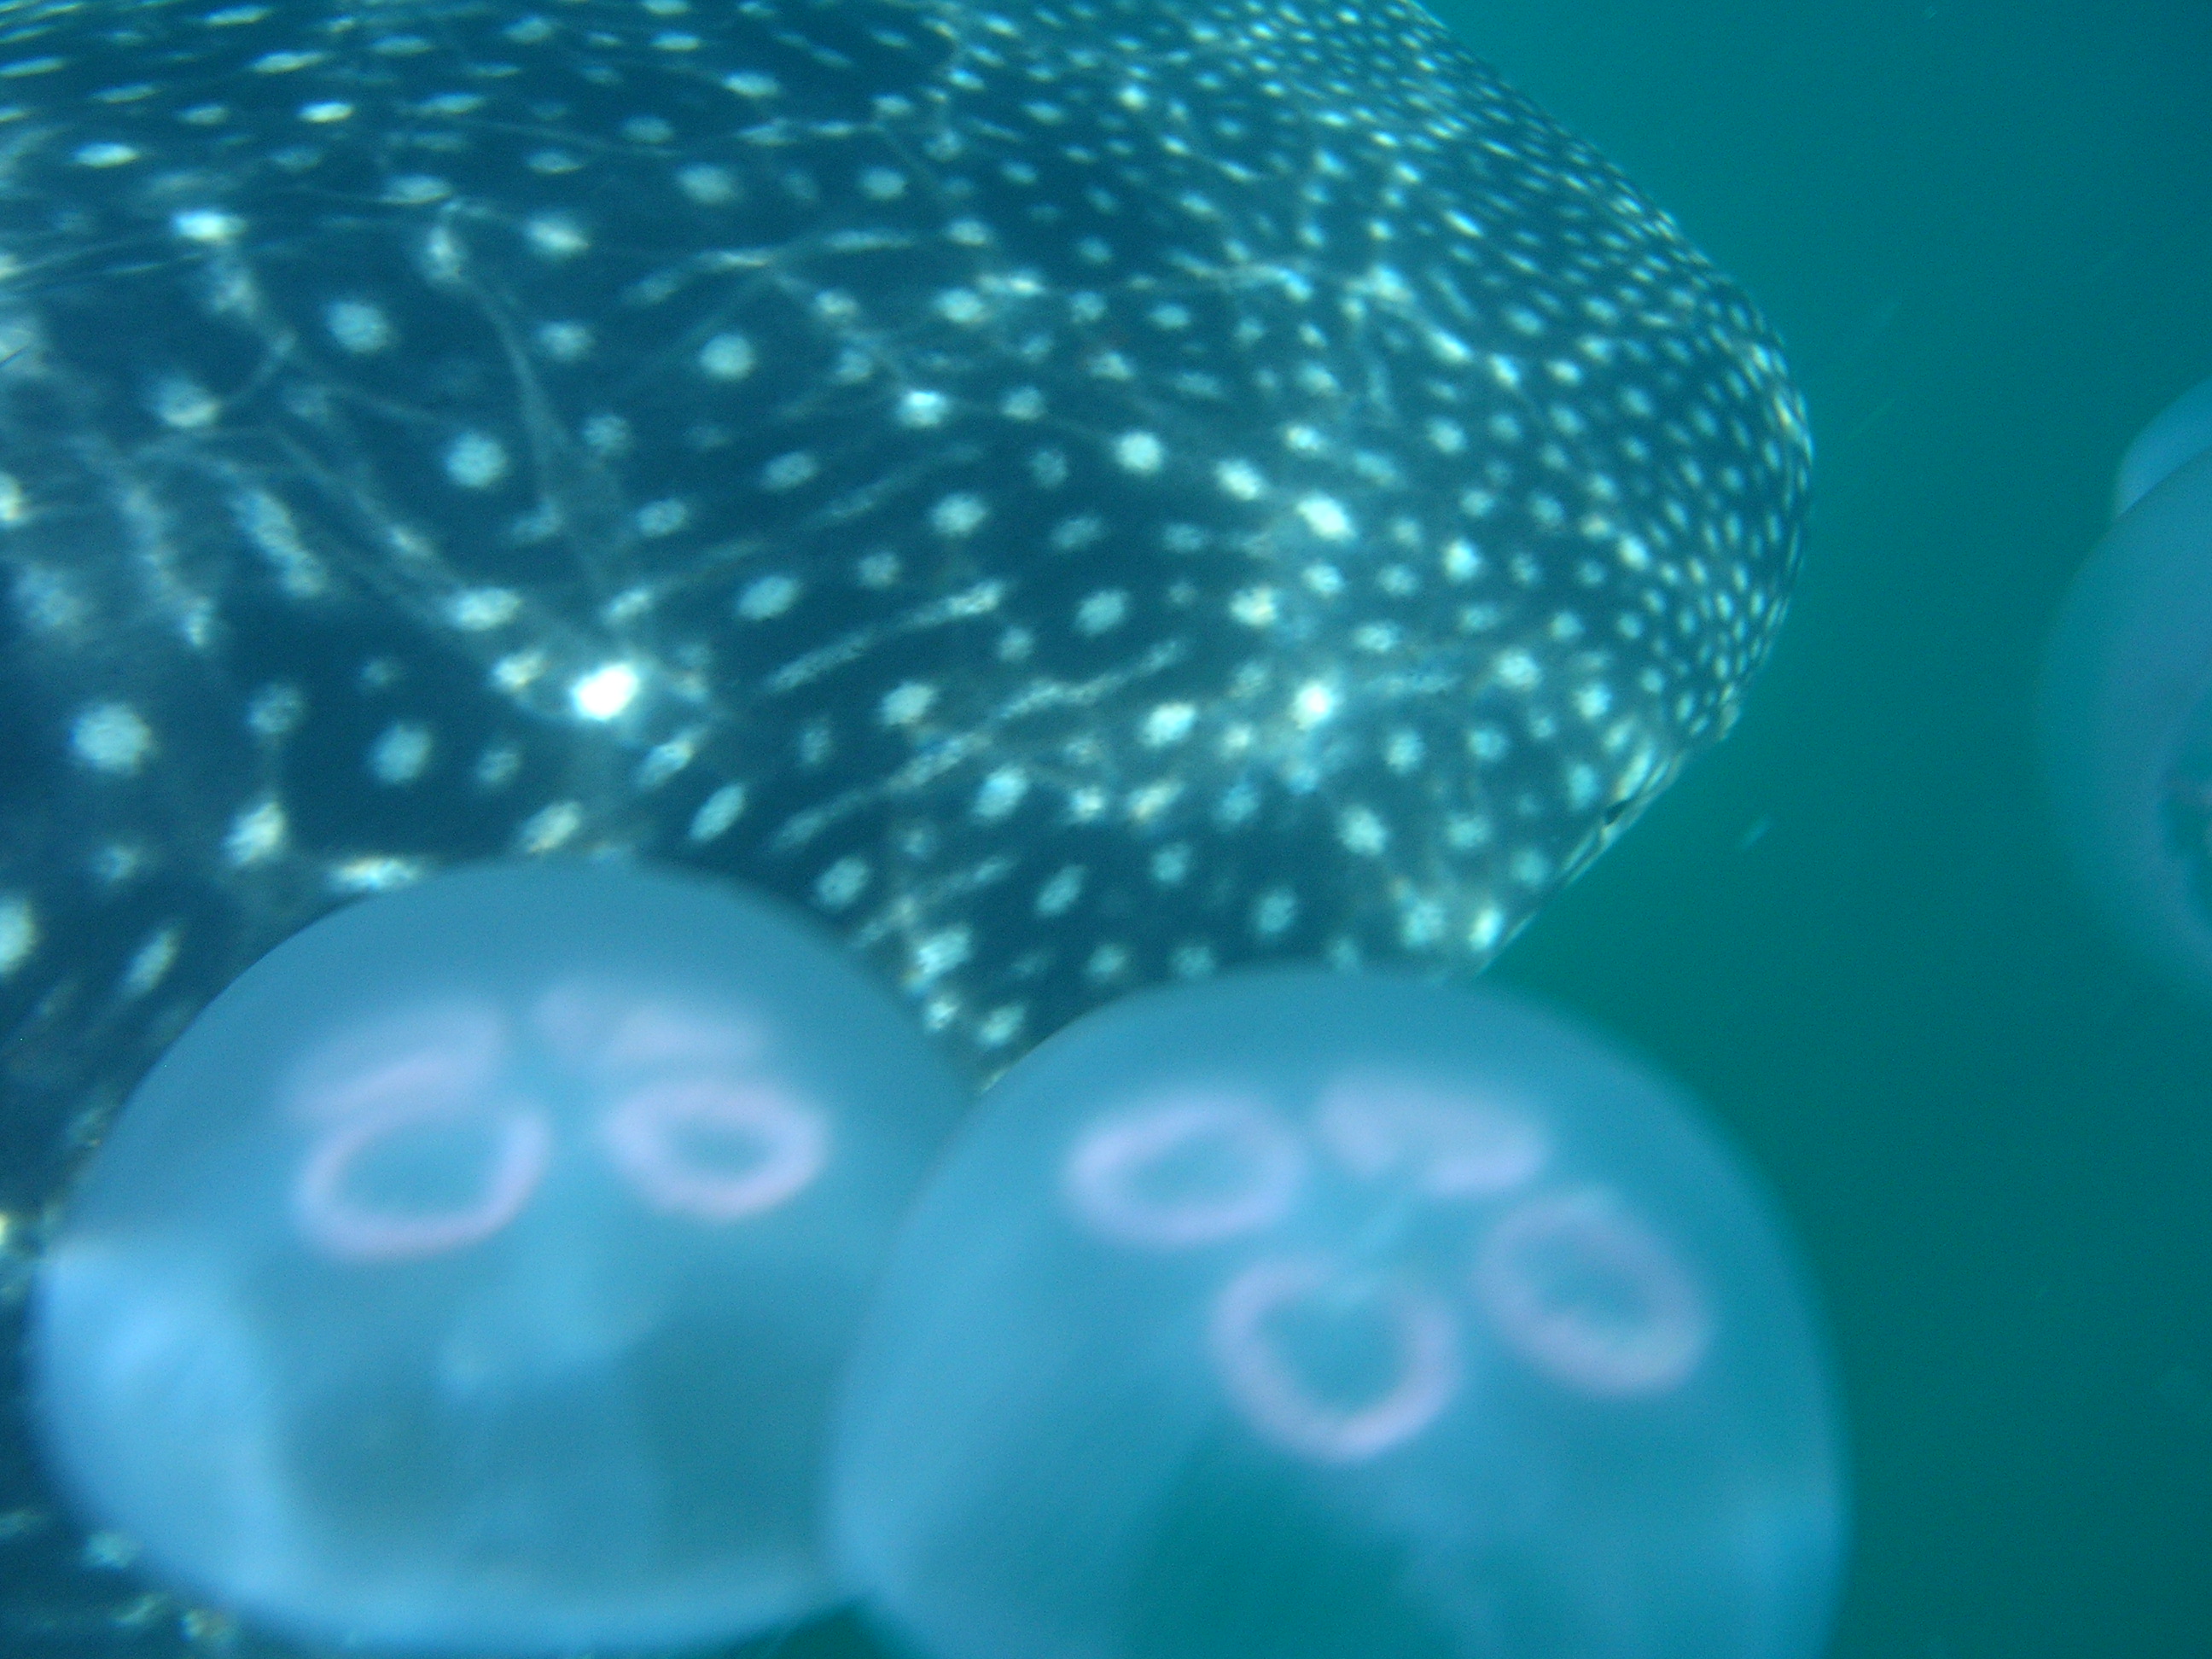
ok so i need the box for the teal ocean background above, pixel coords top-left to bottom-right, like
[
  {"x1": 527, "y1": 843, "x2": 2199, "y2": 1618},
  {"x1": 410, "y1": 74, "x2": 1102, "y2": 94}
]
[{"x1": 1453, "y1": 2, "x2": 2212, "y2": 1655}]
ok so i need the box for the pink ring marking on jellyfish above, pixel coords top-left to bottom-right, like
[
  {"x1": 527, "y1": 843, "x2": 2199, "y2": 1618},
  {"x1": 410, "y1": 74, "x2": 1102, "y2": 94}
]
[
  {"x1": 1062, "y1": 1093, "x2": 1306, "y2": 1250},
  {"x1": 1471, "y1": 1188, "x2": 1713, "y2": 1398},
  {"x1": 1314, "y1": 1072, "x2": 1548, "y2": 1198},
  {"x1": 598, "y1": 1077, "x2": 830, "y2": 1223},
  {"x1": 1208, "y1": 1257, "x2": 1461, "y2": 1464},
  {"x1": 288, "y1": 1004, "x2": 508, "y2": 1125},
  {"x1": 293, "y1": 1097, "x2": 552, "y2": 1264}
]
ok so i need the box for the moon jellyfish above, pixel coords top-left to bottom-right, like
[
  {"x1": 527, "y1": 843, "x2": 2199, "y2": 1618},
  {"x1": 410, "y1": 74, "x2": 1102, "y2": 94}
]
[
  {"x1": 2114, "y1": 375, "x2": 2212, "y2": 517},
  {"x1": 2041, "y1": 375, "x2": 2212, "y2": 1000},
  {"x1": 831, "y1": 973, "x2": 1845, "y2": 1659},
  {"x1": 28, "y1": 860, "x2": 963, "y2": 1654}
]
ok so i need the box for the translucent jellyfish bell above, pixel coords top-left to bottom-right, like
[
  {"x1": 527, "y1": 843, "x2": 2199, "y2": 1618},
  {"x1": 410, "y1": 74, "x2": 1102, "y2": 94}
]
[
  {"x1": 2113, "y1": 374, "x2": 2212, "y2": 517},
  {"x1": 2041, "y1": 375, "x2": 2212, "y2": 1001},
  {"x1": 831, "y1": 972, "x2": 1846, "y2": 1659},
  {"x1": 30, "y1": 860, "x2": 963, "y2": 1654}
]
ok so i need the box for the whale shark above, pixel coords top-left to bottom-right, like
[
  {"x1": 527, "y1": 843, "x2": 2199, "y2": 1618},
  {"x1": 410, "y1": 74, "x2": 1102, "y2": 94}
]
[
  {"x1": 0, "y1": 0, "x2": 1810, "y2": 1641},
  {"x1": 0, "y1": 0, "x2": 1804, "y2": 1150}
]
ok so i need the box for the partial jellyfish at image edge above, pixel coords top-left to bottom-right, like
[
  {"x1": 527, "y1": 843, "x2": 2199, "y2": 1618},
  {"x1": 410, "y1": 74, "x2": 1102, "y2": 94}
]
[{"x1": 2040, "y1": 374, "x2": 2212, "y2": 1003}]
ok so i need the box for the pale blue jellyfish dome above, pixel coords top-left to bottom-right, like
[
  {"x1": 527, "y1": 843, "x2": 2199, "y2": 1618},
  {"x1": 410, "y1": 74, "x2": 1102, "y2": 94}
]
[
  {"x1": 2113, "y1": 374, "x2": 2212, "y2": 517},
  {"x1": 831, "y1": 972, "x2": 1846, "y2": 1659},
  {"x1": 2040, "y1": 375, "x2": 2212, "y2": 1000},
  {"x1": 29, "y1": 860, "x2": 963, "y2": 1654}
]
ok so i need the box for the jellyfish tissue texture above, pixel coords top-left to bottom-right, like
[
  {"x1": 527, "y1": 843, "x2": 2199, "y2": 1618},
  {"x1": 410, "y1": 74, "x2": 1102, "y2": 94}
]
[
  {"x1": 831, "y1": 971, "x2": 1845, "y2": 1659},
  {"x1": 2041, "y1": 375, "x2": 2212, "y2": 1003},
  {"x1": 30, "y1": 860, "x2": 963, "y2": 1654}
]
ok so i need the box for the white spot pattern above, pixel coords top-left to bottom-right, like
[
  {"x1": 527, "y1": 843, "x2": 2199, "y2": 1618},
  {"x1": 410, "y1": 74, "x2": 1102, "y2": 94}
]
[{"x1": 0, "y1": 0, "x2": 1804, "y2": 1153}]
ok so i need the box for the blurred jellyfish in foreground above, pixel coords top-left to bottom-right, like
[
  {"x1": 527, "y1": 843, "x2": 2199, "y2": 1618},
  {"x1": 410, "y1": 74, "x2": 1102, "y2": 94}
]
[
  {"x1": 30, "y1": 860, "x2": 963, "y2": 1654},
  {"x1": 2041, "y1": 375, "x2": 2212, "y2": 1001},
  {"x1": 831, "y1": 972, "x2": 1845, "y2": 1659}
]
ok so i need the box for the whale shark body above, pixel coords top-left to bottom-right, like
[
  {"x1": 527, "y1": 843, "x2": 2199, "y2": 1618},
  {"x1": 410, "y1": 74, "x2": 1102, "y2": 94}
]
[
  {"x1": 0, "y1": 0, "x2": 1803, "y2": 1148},
  {"x1": 0, "y1": 0, "x2": 1809, "y2": 1639}
]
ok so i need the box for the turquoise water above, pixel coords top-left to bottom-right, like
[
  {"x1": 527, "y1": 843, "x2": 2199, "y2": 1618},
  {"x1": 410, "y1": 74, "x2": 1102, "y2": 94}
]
[{"x1": 1456, "y1": 2, "x2": 2212, "y2": 1654}]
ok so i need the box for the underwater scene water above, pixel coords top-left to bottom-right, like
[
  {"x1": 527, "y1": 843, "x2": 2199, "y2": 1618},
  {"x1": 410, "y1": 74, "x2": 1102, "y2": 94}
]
[{"x1": 0, "y1": 0, "x2": 2204, "y2": 1656}]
